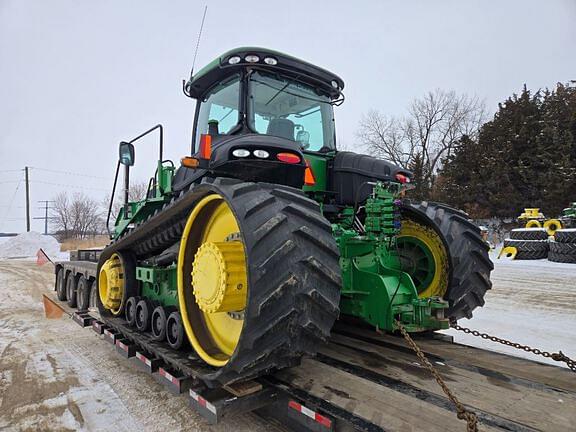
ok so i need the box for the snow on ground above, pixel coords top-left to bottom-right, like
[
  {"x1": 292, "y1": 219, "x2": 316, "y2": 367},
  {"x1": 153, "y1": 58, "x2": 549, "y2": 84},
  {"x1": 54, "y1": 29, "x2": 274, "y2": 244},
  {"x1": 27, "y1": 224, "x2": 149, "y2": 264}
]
[
  {"x1": 0, "y1": 232, "x2": 68, "y2": 261},
  {"x1": 442, "y1": 251, "x2": 576, "y2": 367},
  {"x1": 0, "y1": 261, "x2": 272, "y2": 431}
]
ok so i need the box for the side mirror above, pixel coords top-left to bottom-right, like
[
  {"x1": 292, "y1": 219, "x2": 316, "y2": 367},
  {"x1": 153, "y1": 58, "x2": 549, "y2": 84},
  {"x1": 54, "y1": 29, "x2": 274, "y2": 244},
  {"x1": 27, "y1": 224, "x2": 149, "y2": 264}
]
[
  {"x1": 119, "y1": 142, "x2": 135, "y2": 166},
  {"x1": 296, "y1": 130, "x2": 310, "y2": 147}
]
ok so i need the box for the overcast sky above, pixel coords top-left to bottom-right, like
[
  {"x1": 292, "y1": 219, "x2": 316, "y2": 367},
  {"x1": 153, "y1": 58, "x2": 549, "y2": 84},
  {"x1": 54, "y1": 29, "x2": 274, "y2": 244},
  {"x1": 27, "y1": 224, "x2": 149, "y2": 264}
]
[{"x1": 1, "y1": 0, "x2": 575, "y2": 233}]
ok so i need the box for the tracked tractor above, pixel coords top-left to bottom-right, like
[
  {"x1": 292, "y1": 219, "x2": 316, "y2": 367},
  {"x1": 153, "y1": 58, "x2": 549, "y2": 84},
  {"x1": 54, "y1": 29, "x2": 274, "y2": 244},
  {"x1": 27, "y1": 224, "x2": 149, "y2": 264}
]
[{"x1": 97, "y1": 48, "x2": 492, "y2": 387}]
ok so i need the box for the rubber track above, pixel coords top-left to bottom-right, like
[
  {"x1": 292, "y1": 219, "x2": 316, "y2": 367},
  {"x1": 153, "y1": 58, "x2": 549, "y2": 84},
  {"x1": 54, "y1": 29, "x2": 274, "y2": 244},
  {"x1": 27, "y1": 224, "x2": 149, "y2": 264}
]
[
  {"x1": 402, "y1": 201, "x2": 493, "y2": 320},
  {"x1": 98, "y1": 177, "x2": 341, "y2": 387},
  {"x1": 509, "y1": 228, "x2": 549, "y2": 241},
  {"x1": 554, "y1": 229, "x2": 576, "y2": 244}
]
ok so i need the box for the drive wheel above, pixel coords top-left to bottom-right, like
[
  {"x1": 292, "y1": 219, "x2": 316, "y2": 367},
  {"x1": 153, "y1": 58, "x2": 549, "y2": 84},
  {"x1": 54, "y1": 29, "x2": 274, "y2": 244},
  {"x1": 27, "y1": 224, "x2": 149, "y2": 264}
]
[
  {"x1": 177, "y1": 178, "x2": 340, "y2": 386},
  {"x1": 77, "y1": 276, "x2": 91, "y2": 311},
  {"x1": 97, "y1": 251, "x2": 136, "y2": 317},
  {"x1": 66, "y1": 273, "x2": 77, "y2": 308},
  {"x1": 401, "y1": 201, "x2": 493, "y2": 320}
]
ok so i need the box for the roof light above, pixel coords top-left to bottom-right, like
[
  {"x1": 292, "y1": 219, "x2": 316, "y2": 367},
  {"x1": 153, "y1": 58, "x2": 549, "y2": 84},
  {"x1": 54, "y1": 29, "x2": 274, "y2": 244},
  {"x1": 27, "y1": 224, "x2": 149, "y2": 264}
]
[
  {"x1": 232, "y1": 149, "x2": 250, "y2": 158},
  {"x1": 396, "y1": 173, "x2": 410, "y2": 184},
  {"x1": 253, "y1": 149, "x2": 269, "y2": 159},
  {"x1": 228, "y1": 56, "x2": 241, "y2": 65},
  {"x1": 264, "y1": 57, "x2": 277, "y2": 65},
  {"x1": 276, "y1": 152, "x2": 301, "y2": 164},
  {"x1": 331, "y1": 80, "x2": 339, "y2": 89},
  {"x1": 304, "y1": 160, "x2": 316, "y2": 186},
  {"x1": 245, "y1": 55, "x2": 260, "y2": 63}
]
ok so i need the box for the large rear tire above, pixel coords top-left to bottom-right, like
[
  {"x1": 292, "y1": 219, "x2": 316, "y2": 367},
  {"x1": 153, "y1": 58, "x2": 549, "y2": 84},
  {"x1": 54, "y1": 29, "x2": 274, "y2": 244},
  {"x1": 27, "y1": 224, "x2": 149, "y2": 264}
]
[
  {"x1": 178, "y1": 179, "x2": 341, "y2": 386},
  {"x1": 401, "y1": 201, "x2": 493, "y2": 320}
]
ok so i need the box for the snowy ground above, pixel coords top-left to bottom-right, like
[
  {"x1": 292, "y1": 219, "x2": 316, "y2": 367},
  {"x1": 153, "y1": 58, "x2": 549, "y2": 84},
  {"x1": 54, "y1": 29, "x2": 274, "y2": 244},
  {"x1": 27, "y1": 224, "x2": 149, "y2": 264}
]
[
  {"x1": 0, "y1": 252, "x2": 574, "y2": 430},
  {"x1": 442, "y1": 251, "x2": 576, "y2": 367},
  {"x1": 0, "y1": 261, "x2": 271, "y2": 432}
]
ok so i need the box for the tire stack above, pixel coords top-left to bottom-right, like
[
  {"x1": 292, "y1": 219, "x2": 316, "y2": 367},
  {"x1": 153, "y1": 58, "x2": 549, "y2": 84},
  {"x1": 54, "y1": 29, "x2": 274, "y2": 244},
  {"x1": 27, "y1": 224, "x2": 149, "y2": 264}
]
[
  {"x1": 503, "y1": 228, "x2": 549, "y2": 259},
  {"x1": 549, "y1": 229, "x2": 576, "y2": 264}
]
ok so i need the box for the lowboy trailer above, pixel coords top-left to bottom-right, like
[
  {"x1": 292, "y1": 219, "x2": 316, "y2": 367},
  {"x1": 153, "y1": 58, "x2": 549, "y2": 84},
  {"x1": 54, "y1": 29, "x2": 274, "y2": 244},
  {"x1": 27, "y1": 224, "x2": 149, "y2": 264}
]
[{"x1": 52, "y1": 254, "x2": 575, "y2": 432}]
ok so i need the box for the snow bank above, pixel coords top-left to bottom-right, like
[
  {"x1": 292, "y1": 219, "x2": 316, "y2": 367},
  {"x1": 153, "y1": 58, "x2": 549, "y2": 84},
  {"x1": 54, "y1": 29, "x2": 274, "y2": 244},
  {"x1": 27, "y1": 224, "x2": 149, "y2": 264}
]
[{"x1": 0, "y1": 232, "x2": 62, "y2": 259}]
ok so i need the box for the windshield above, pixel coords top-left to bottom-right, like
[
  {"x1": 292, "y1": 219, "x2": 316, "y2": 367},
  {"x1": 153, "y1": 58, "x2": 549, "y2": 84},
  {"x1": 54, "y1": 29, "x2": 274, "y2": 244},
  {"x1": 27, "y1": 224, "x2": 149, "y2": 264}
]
[
  {"x1": 248, "y1": 71, "x2": 336, "y2": 152},
  {"x1": 194, "y1": 75, "x2": 241, "y2": 147}
]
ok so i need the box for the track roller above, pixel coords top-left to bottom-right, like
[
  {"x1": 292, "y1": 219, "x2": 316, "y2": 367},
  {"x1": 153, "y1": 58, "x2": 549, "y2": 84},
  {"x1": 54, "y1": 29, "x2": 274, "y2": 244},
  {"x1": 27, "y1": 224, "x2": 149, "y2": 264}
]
[{"x1": 166, "y1": 311, "x2": 185, "y2": 349}]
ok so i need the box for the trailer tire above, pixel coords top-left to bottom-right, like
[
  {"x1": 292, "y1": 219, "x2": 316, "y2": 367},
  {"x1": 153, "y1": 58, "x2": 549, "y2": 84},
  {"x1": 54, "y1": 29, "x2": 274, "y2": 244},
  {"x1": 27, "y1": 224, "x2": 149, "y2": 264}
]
[
  {"x1": 65, "y1": 273, "x2": 76, "y2": 307},
  {"x1": 56, "y1": 268, "x2": 66, "y2": 301},
  {"x1": 548, "y1": 251, "x2": 576, "y2": 264},
  {"x1": 77, "y1": 276, "x2": 90, "y2": 311},
  {"x1": 509, "y1": 228, "x2": 549, "y2": 241}
]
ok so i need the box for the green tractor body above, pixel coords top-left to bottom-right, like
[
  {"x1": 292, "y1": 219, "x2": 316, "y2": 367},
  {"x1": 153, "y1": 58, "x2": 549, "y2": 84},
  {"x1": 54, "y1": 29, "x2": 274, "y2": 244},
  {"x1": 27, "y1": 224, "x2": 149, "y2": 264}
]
[
  {"x1": 99, "y1": 47, "x2": 492, "y2": 386},
  {"x1": 560, "y1": 202, "x2": 576, "y2": 228}
]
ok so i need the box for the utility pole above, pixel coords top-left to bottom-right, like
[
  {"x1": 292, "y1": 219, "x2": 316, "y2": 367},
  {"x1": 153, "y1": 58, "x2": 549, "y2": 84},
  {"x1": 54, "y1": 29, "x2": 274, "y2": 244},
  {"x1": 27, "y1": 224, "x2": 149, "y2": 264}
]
[
  {"x1": 34, "y1": 200, "x2": 54, "y2": 235},
  {"x1": 25, "y1": 166, "x2": 30, "y2": 232}
]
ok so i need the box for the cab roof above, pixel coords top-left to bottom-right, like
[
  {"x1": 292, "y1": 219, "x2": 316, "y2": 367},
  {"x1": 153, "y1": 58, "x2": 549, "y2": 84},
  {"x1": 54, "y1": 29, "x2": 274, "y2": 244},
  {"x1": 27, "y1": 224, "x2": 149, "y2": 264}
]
[{"x1": 185, "y1": 47, "x2": 345, "y2": 100}]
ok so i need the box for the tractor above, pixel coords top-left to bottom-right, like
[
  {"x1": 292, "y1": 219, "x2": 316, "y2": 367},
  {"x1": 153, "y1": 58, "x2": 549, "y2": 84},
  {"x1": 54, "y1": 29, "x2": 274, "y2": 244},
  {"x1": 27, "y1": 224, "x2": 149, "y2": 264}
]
[
  {"x1": 560, "y1": 202, "x2": 576, "y2": 228},
  {"x1": 97, "y1": 47, "x2": 492, "y2": 386}
]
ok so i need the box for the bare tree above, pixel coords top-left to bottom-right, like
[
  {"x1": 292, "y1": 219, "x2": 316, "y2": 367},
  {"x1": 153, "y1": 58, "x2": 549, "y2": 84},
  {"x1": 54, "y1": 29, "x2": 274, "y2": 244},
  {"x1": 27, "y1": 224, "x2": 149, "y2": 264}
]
[
  {"x1": 51, "y1": 192, "x2": 104, "y2": 239},
  {"x1": 357, "y1": 89, "x2": 486, "y2": 197},
  {"x1": 103, "y1": 180, "x2": 150, "y2": 223}
]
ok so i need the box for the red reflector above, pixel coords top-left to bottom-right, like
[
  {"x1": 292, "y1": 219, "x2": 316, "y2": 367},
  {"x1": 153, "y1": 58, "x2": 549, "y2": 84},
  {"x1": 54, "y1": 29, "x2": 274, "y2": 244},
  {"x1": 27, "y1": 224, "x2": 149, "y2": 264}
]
[
  {"x1": 199, "y1": 134, "x2": 212, "y2": 159},
  {"x1": 396, "y1": 173, "x2": 410, "y2": 184},
  {"x1": 315, "y1": 413, "x2": 332, "y2": 428},
  {"x1": 277, "y1": 152, "x2": 301, "y2": 164},
  {"x1": 304, "y1": 160, "x2": 316, "y2": 186}
]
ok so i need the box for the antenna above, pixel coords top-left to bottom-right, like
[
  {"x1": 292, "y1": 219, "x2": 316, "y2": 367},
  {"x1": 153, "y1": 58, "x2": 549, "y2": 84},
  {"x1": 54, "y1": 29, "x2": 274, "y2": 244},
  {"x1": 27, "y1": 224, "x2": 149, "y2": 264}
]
[{"x1": 190, "y1": 5, "x2": 208, "y2": 79}]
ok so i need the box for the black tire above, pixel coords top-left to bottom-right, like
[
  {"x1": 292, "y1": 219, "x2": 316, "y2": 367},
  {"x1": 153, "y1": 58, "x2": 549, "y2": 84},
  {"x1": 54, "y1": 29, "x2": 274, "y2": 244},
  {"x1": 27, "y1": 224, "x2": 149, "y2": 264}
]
[
  {"x1": 402, "y1": 201, "x2": 493, "y2": 320},
  {"x1": 151, "y1": 306, "x2": 173, "y2": 341},
  {"x1": 166, "y1": 311, "x2": 185, "y2": 350},
  {"x1": 549, "y1": 241, "x2": 576, "y2": 255},
  {"x1": 135, "y1": 298, "x2": 155, "y2": 332},
  {"x1": 76, "y1": 276, "x2": 91, "y2": 311},
  {"x1": 503, "y1": 239, "x2": 549, "y2": 259},
  {"x1": 554, "y1": 229, "x2": 576, "y2": 244},
  {"x1": 509, "y1": 228, "x2": 549, "y2": 241},
  {"x1": 55, "y1": 268, "x2": 66, "y2": 301},
  {"x1": 65, "y1": 273, "x2": 77, "y2": 307},
  {"x1": 125, "y1": 296, "x2": 141, "y2": 327},
  {"x1": 177, "y1": 178, "x2": 341, "y2": 386},
  {"x1": 548, "y1": 251, "x2": 576, "y2": 264}
]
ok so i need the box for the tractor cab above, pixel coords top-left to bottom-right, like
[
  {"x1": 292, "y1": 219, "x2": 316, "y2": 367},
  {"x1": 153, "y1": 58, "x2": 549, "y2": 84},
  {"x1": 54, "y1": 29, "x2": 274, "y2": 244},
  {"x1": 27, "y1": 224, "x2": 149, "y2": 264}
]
[{"x1": 176, "y1": 47, "x2": 344, "y2": 189}]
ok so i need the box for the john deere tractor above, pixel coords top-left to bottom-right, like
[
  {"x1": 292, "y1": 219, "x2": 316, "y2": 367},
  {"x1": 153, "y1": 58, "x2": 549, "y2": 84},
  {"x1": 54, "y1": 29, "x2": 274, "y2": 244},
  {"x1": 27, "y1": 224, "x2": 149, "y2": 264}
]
[{"x1": 97, "y1": 48, "x2": 492, "y2": 386}]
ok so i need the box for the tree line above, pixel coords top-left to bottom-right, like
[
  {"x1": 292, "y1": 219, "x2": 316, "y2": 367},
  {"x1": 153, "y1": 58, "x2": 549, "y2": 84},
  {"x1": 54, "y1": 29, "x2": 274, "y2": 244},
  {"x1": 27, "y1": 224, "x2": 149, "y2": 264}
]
[{"x1": 358, "y1": 82, "x2": 576, "y2": 218}]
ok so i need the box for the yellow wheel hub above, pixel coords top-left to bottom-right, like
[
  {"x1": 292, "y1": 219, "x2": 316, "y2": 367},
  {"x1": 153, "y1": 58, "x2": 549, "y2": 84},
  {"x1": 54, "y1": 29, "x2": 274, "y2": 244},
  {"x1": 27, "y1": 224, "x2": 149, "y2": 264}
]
[
  {"x1": 397, "y1": 219, "x2": 449, "y2": 299},
  {"x1": 98, "y1": 253, "x2": 125, "y2": 315},
  {"x1": 525, "y1": 220, "x2": 541, "y2": 228},
  {"x1": 544, "y1": 219, "x2": 562, "y2": 236},
  {"x1": 178, "y1": 194, "x2": 248, "y2": 367},
  {"x1": 192, "y1": 241, "x2": 247, "y2": 313}
]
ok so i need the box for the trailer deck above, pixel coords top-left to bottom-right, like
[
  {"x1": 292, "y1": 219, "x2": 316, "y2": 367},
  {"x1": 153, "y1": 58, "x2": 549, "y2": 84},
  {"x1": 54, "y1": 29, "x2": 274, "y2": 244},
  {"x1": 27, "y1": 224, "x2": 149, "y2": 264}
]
[{"x1": 52, "y1": 260, "x2": 575, "y2": 431}]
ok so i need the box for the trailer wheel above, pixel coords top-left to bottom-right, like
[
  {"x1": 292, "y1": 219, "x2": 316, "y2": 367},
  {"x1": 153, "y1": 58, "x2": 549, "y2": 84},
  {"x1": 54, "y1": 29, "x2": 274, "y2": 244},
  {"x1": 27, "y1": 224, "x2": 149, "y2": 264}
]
[
  {"x1": 56, "y1": 268, "x2": 66, "y2": 301},
  {"x1": 76, "y1": 276, "x2": 91, "y2": 311},
  {"x1": 65, "y1": 273, "x2": 76, "y2": 307},
  {"x1": 166, "y1": 311, "x2": 185, "y2": 350}
]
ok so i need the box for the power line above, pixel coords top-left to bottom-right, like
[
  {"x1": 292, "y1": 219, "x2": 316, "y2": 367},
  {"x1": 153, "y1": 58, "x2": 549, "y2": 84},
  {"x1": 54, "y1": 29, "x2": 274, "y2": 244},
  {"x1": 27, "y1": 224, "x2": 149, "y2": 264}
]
[
  {"x1": 31, "y1": 167, "x2": 109, "y2": 180},
  {"x1": 0, "y1": 181, "x2": 22, "y2": 231},
  {"x1": 0, "y1": 169, "x2": 24, "y2": 173},
  {"x1": 31, "y1": 180, "x2": 109, "y2": 192}
]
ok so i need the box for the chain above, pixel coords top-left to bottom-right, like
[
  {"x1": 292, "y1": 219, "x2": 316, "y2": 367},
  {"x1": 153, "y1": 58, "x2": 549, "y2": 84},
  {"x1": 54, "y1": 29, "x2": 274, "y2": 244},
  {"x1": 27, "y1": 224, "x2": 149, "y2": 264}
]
[
  {"x1": 451, "y1": 323, "x2": 576, "y2": 372},
  {"x1": 395, "y1": 320, "x2": 479, "y2": 432}
]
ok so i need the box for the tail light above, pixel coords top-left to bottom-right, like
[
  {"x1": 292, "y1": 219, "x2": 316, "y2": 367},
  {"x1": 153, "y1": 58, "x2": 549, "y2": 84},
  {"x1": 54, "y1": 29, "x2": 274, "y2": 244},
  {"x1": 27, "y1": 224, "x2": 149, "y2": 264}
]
[
  {"x1": 396, "y1": 173, "x2": 410, "y2": 184},
  {"x1": 276, "y1": 152, "x2": 301, "y2": 164}
]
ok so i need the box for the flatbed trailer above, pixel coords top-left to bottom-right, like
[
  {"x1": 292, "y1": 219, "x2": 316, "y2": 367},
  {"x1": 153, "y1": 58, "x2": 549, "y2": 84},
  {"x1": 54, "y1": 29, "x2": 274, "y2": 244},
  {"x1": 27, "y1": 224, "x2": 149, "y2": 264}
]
[{"x1": 52, "y1": 259, "x2": 576, "y2": 431}]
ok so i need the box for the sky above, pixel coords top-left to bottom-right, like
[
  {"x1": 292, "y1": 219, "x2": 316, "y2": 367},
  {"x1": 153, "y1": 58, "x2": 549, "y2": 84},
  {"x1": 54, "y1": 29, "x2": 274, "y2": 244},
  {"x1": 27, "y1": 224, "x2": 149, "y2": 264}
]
[{"x1": 1, "y1": 0, "x2": 575, "y2": 233}]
